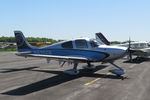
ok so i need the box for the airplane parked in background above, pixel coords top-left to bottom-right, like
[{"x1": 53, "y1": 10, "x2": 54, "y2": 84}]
[
  {"x1": 14, "y1": 31, "x2": 128, "y2": 77},
  {"x1": 96, "y1": 32, "x2": 150, "y2": 61},
  {"x1": 119, "y1": 41, "x2": 150, "y2": 49}
]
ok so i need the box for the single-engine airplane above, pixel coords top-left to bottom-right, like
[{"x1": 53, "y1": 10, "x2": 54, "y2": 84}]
[{"x1": 14, "y1": 31, "x2": 128, "y2": 77}]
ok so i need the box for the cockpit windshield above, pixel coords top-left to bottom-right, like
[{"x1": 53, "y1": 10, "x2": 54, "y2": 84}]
[
  {"x1": 148, "y1": 43, "x2": 150, "y2": 47},
  {"x1": 90, "y1": 40, "x2": 99, "y2": 47}
]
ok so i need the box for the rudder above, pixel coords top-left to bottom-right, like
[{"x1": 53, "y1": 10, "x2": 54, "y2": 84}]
[{"x1": 14, "y1": 31, "x2": 32, "y2": 50}]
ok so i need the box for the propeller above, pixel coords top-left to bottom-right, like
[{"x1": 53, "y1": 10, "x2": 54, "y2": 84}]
[{"x1": 128, "y1": 37, "x2": 132, "y2": 62}]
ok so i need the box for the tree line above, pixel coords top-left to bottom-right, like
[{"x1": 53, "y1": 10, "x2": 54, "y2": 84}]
[
  {"x1": 0, "y1": 36, "x2": 63, "y2": 44},
  {"x1": 0, "y1": 36, "x2": 131, "y2": 44}
]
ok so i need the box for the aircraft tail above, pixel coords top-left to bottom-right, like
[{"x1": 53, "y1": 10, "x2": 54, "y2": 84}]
[
  {"x1": 95, "y1": 32, "x2": 110, "y2": 45},
  {"x1": 14, "y1": 31, "x2": 33, "y2": 51}
]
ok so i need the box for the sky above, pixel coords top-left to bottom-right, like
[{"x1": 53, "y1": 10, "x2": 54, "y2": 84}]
[{"x1": 0, "y1": 0, "x2": 150, "y2": 41}]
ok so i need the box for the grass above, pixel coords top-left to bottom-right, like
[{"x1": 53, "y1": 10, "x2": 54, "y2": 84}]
[
  {"x1": 0, "y1": 48, "x2": 17, "y2": 52},
  {"x1": 0, "y1": 44, "x2": 50, "y2": 52}
]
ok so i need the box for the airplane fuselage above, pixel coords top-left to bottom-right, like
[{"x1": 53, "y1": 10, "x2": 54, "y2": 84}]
[{"x1": 18, "y1": 38, "x2": 127, "y2": 63}]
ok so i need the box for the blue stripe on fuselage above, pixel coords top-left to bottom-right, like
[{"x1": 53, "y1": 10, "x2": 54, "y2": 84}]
[{"x1": 18, "y1": 49, "x2": 108, "y2": 61}]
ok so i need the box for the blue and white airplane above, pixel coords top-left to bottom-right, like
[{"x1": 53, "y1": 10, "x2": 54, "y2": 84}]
[{"x1": 14, "y1": 31, "x2": 128, "y2": 76}]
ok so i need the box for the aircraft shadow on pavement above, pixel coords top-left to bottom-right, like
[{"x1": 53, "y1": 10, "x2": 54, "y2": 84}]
[
  {"x1": 123, "y1": 57, "x2": 150, "y2": 64},
  {"x1": 1, "y1": 65, "x2": 122, "y2": 96},
  {"x1": 0, "y1": 66, "x2": 39, "y2": 73}
]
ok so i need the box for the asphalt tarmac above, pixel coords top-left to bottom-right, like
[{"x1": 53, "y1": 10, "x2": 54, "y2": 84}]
[{"x1": 0, "y1": 52, "x2": 150, "y2": 100}]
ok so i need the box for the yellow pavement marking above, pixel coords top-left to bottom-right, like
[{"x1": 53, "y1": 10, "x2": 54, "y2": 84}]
[
  {"x1": 84, "y1": 78, "x2": 101, "y2": 85},
  {"x1": 106, "y1": 72, "x2": 112, "y2": 75},
  {"x1": 84, "y1": 72, "x2": 112, "y2": 86}
]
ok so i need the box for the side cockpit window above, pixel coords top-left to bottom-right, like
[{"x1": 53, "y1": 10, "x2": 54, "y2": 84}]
[
  {"x1": 140, "y1": 43, "x2": 147, "y2": 48},
  {"x1": 75, "y1": 39, "x2": 88, "y2": 48},
  {"x1": 62, "y1": 41, "x2": 73, "y2": 49}
]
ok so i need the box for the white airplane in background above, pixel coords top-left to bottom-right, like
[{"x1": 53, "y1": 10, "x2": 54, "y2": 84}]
[
  {"x1": 96, "y1": 32, "x2": 150, "y2": 61},
  {"x1": 14, "y1": 31, "x2": 128, "y2": 77},
  {"x1": 119, "y1": 41, "x2": 150, "y2": 49}
]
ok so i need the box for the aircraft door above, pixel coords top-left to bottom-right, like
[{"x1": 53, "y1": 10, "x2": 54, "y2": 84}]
[{"x1": 75, "y1": 39, "x2": 88, "y2": 49}]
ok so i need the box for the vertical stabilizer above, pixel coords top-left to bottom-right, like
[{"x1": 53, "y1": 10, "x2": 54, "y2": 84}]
[{"x1": 14, "y1": 31, "x2": 33, "y2": 51}]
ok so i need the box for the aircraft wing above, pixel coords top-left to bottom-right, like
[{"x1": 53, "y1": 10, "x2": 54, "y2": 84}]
[
  {"x1": 16, "y1": 52, "x2": 90, "y2": 62},
  {"x1": 131, "y1": 49, "x2": 148, "y2": 56}
]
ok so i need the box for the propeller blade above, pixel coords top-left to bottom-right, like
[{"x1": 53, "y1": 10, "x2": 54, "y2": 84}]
[{"x1": 128, "y1": 37, "x2": 132, "y2": 62}]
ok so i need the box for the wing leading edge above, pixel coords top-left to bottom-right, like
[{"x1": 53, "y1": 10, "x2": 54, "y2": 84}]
[{"x1": 16, "y1": 52, "x2": 90, "y2": 62}]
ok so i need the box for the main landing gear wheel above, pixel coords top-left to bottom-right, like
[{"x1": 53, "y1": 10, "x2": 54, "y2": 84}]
[
  {"x1": 64, "y1": 69, "x2": 79, "y2": 75},
  {"x1": 82, "y1": 65, "x2": 96, "y2": 69},
  {"x1": 82, "y1": 62, "x2": 96, "y2": 70},
  {"x1": 63, "y1": 63, "x2": 79, "y2": 75}
]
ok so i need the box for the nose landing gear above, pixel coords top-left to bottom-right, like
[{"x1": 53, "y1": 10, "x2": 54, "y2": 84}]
[{"x1": 109, "y1": 62, "x2": 127, "y2": 80}]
